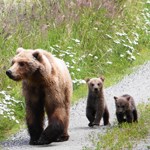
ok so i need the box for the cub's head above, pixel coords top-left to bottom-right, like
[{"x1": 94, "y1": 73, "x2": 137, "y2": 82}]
[
  {"x1": 86, "y1": 76, "x2": 104, "y2": 93},
  {"x1": 6, "y1": 48, "x2": 45, "y2": 81},
  {"x1": 114, "y1": 96, "x2": 131, "y2": 114}
]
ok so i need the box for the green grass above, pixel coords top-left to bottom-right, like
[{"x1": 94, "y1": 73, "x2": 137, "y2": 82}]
[
  {"x1": 85, "y1": 103, "x2": 150, "y2": 150},
  {"x1": 0, "y1": 0, "x2": 150, "y2": 141}
]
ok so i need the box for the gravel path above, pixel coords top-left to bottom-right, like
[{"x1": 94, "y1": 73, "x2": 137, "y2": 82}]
[{"x1": 1, "y1": 61, "x2": 150, "y2": 150}]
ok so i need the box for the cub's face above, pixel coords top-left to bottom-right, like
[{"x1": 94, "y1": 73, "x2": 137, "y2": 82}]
[
  {"x1": 6, "y1": 48, "x2": 41, "y2": 81},
  {"x1": 86, "y1": 77, "x2": 104, "y2": 93},
  {"x1": 114, "y1": 96, "x2": 130, "y2": 114}
]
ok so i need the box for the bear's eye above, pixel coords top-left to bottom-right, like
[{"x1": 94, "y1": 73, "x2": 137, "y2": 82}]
[
  {"x1": 11, "y1": 61, "x2": 14, "y2": 66},
  {"x1": 91, "y1": 83, "x2": 94, "y2": 87},
  {"x1": 19, "y1": 62, "x2": 25, "y2": 67},
  {"x1": 97, "y1": 83, "x2": 100, "y2": 86}
]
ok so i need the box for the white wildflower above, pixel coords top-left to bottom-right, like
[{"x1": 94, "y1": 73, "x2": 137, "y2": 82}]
[
  {"x1": 0, "y1": 91, "x2": 6, "y2": 95},
  {"x1": 106, "y1": 61, "x2": 112, "y2": 64},
  {"x1": 107, "y1": 48, "x2": 113, "y2": 53},
  {"x1": 114, "y1": 40, "x2": 120, "y2": 44},
  {"x1": 126, "y1": 50, "x2": 132, "y2": 55},
  {"x1": 132, "y1": 41, "x2": 138, "y2": 45},
  {"x1": 76, "y1": 68, "x2": 81, "y2": 72},
  {"x1": 94, "y1": 27, "x2": 98, "y2": 30},
  {"x1": 105, "y1": 34, "x2": 112, "y2": 39},
  {"x1": 120, "y1": 54, "x2": 124, "y2": 58},
  {"x1": 54, "y1": 44, "x2": 60, "y2": 48},
  {"x1": 69, "y1": 54, "x2": 74, "y2": 57},
  {"x1": 7, "y1": 86, "x2": 12, "y2": 89},
  {"x1": 72, "y1": 38, "x2": 80, "y2": 43},
  {"x1": 131, "y1": 55, "x2": 136, "y2": 60},
  {"x1": 70, "y1": 66, "x2": 74, "y2": 69},
  {"x1": 72, "y1": 59, "x2": 76, "y2": 64},
  {"x1": 59, "y1": 54, "x2": 65, "y2": 57},
  {"x1": 67, "y1": 46, "x2": 73, "y2": 49},
  {"x1": 16, "y1": 120, "x2": 19, "y2": 124},
  {"x1": 79, "y1": 80, "x2": 86, "y2": 84},
  {"x1": 88, "y1": 53, "x2": 93, "y2": 56},
  {"x1": 11, "y1": 116, "x2": 15, "y2": 120},
  {"x1": 115, "y1": 32, "x2": 127, "y2": 36},
  {"x1": 94, "y1": 56, "x2": 98, "y2": 59}
]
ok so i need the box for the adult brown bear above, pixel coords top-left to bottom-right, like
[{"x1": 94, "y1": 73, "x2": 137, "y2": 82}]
[{"x1": 6, "y1": 48, "x2": 72, "y2": 145}]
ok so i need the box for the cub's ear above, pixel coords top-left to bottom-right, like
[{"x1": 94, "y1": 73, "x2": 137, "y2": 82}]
[
  {"x1": 100, "y1": 76, "x2": 105, "y2": 82},
  {"x1": 85, "y1": 78, "x2": 90, "y2": 83},
  {"x1": 33, "y1": 51, "x2": 42, "y2": 61},
  {"x1": 126, "y1": 96, "x2": 131, "y2": 101},
  {"x1": 16, "y1": 47, "x2": 24, "y2": 54},
  {"x1": 114, "y1": 96, "x2": 118, "y2": 102}
]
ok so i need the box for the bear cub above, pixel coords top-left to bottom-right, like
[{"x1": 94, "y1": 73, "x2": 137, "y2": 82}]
[
  {"x1": 86, "y1": 76, "x2": 110, "y2": 127},
  {"x1": 114, "y1": 94, "x2": 138, "y2": 124}
]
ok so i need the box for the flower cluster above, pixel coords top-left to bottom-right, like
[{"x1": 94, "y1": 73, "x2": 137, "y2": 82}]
[{"x1": 0, "y1": 90, "x2": 21, "y2": 123}]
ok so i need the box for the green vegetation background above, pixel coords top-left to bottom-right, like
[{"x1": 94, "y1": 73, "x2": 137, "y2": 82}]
[{"x1": 0, "y1": 0, "x2": 150, "y2": 141}]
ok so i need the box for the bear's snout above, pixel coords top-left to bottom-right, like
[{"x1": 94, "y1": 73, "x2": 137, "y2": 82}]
[
  {"x1": 94, "y1": 88, "x2": 98, "y2": 92},
  {"x1": 6, "y1": 70, "x2": 13, "y2": 78}
]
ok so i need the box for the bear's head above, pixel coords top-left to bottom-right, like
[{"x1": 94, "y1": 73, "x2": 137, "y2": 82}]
[
  {"x1": 114, "y1": 96, "x2": 131, "y2": 114},
  {"x1": 86, "y1": 76, "x2": 104, "y2": 93},
  {"x1": 6, "y1": 48, "x2": 49, "y2": 81}
]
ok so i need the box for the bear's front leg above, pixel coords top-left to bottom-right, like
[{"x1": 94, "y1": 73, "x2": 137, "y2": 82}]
[
  {"x1": 86, "y1": 107, "x2": 95, "y2": 127},
  {"x1": 37, "y1": 117, "x2": 64, "y2": 145},
  {"x1": 116, "y1": 113, "x2": 125, "y2": 124},
  {"x1": 26, "y1": 101, "x2": 44, "y2": 145},
  {"x1": 133, "y1": 109, "x2": 138, "y2": 122},
  {"x1": 126, "y1": 111, "x2": 133, "y2": 123},
  {"x1": 103, "y1": 106, "x2": 110, "y2": 125},
  {"x1": 93, "y1": 106, "x2": 103, "y2": 126}
]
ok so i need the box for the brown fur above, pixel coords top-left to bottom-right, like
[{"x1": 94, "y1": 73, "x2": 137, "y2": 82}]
[
  {"x1": 6, "y1": 48, "x2": 72, "y2": 145},
  {"x1": 114, "y1": 94, "x2": 138, "y2": 124},
  {"x1": 86, "y1": 77, "x2": 110, "y2": 127}
]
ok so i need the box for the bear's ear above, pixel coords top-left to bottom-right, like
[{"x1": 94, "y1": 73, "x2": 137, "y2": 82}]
[
  {"x1": 100, "y1": 76, "x2": 105, "y2": 82},
  {"x1": 114, "y1": 96, "x2": 118, "y2": 102},
  {"x1": 32, "y1": 51, "x2": 42, "y2": 61},
  {"x1": 16, "y1": 47, "x2": 24, "y2": 54},
  {"x1": 85, "y1": 78, "x2": 90, "y2": 83}
]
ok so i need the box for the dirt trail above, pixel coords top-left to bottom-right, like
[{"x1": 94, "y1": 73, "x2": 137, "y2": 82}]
[{"x1": 1, "y1": 61, "x2": 150, "y2": 150}]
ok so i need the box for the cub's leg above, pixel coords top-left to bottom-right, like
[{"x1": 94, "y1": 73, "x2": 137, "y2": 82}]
[
  {"x1": 86, "y1": 107, "x2": 95, "y2": 127},
  {"x1": 116, "y1": 113, "x2": 125, "y2": 124},
  {"x1": 133, "y1": 109, "x2": 138, "y2": 122},
  {"x1": 103, "y1": 106, "x2": 110, "y2": 125},
  {"x1": 126, "y1": 111, "x2": 133, "y2": 123}
]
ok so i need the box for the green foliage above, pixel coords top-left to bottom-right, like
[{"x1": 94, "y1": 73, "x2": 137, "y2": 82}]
[
  {"x1": 86, "y1": 103, "x2": 150, "y2": 150},
  {"x1": 0, "y1": 0, "x2": 150, "y2": 141}
]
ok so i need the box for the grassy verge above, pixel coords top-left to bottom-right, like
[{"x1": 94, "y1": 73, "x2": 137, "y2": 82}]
[
  {"x1": 84, "y1": 102, "x2": 150, "y2": 150},
  {"x1": 73, "y1": 48, "x2": 150, "y2": 102}
]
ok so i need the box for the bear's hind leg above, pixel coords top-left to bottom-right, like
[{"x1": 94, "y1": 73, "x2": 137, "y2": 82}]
[{"x1": 37, "y1": 117, "x2": 64, "y2": 145}]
